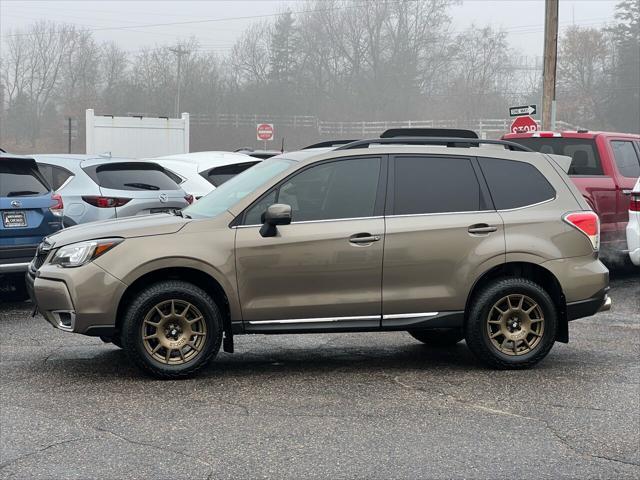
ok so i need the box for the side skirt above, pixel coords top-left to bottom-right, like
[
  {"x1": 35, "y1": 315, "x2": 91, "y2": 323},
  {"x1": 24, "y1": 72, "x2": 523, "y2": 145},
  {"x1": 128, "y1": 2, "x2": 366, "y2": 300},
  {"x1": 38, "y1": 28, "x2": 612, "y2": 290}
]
[{"x1": 242, "y1": 311, "x2": 464, "y2": 334}]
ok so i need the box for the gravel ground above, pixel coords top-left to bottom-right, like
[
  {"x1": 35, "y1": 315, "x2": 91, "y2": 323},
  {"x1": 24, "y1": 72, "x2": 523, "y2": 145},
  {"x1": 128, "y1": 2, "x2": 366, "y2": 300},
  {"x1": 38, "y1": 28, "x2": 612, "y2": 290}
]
[{"x1": 0, "y1": 271, "x2": 638, "y2": 479}]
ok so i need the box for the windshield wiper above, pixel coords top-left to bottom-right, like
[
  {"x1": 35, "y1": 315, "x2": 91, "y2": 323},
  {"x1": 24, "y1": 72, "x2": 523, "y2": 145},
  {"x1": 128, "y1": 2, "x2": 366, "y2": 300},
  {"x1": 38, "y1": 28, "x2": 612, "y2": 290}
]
[
  {"x1": 123, "y1": 182, "x2": 160, "y2": 190},
  {"x1": 7, "y1": 190, "x2": 40, "y2": 196}
]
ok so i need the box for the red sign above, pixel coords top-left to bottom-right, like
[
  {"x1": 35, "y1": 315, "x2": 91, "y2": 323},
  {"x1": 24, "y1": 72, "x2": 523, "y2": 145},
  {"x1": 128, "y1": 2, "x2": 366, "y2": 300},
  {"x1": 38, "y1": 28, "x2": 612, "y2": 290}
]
[
  {"x1": 256, "y1": 123, "x2": 274, "y2": 141},
  {"x1": 510, "y1": 115, "x2": 539, "y2": 134}
]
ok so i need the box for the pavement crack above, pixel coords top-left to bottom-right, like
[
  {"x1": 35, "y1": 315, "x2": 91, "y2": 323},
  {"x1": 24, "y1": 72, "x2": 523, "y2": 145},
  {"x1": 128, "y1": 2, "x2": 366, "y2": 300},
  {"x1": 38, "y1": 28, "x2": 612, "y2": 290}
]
[
  {"x1": 0, "y1": 437, "x2": 90, "y2": 471},
  {"x1": 391, "y1": 375, "x2": 640, "y2": 471},
  {"x1": 93, "y1": 425, "x2": 215, "y2": 475}
]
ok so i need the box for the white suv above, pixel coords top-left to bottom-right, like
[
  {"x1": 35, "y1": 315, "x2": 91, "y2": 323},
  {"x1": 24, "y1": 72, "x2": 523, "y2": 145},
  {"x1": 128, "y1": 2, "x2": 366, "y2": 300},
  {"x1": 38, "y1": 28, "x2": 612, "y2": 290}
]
[{"x1": 626, "y1": 177, "x2": 640, "y2": 266}]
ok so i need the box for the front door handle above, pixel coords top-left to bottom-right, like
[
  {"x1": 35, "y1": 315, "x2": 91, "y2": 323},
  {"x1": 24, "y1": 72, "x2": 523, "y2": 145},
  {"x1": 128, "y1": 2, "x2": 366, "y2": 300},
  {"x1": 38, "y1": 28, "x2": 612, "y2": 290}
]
[
  {"x1": 468, "y1": 224, "x2": 498, "y2": 234},
  {"x1": 349, "y1": 233, "x2": 381, "y2": 244}
]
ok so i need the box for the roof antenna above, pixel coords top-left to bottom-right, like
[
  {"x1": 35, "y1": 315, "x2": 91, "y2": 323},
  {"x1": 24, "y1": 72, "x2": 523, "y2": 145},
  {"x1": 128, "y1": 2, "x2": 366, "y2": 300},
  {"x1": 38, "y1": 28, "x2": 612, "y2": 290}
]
[{"x1": 281, "y1": 137, "x2": 285, "y2": 153}]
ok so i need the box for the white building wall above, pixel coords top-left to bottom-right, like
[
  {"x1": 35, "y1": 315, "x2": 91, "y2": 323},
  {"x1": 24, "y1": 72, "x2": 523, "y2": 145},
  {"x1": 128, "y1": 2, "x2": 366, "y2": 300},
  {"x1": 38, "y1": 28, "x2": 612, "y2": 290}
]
[{"x1": 85, "y1": 109, "x2": 189, "y2": 158}]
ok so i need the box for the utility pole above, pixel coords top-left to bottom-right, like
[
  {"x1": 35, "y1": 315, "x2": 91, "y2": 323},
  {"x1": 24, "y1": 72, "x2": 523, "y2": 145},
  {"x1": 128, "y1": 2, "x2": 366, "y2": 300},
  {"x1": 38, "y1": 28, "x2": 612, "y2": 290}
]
[
  {"x1": 169, "y1": 46, "x2": 190, "y2": 118},
  {"x1": 542, "y1": 0, "x2": 559, "y2": 130},
  {"x1": 67, "y1": 117, "x2": 72, "y2": 154}
]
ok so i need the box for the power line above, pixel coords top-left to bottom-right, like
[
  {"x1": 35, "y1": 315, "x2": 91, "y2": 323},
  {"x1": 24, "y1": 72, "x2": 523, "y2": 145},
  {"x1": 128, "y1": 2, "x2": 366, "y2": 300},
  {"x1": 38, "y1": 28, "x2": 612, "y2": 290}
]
[{"x1": 1, "y1": 1, "x2": 400, "y2": 38}]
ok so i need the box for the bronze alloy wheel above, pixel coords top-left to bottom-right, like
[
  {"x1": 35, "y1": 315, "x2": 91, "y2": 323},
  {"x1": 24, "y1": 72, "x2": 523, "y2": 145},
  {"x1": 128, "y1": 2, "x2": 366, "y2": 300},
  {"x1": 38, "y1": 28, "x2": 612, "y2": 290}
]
[
  {"x1": 486, "y1": 294, "x2": 545, "y2": 356},
  {"x1": 141, "y1": 299, "x2": 207, "y2": 365}
]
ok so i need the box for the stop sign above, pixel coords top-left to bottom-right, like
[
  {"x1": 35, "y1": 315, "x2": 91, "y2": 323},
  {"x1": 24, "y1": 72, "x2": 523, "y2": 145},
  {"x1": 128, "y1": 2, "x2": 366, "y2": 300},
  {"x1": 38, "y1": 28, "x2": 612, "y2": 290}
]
[
  {"x1": 256, "y1": 123, "x2": 274, "y2": 141},
  {"x1": 510, "y1": 115, "x2": 539, "y2": 134}
]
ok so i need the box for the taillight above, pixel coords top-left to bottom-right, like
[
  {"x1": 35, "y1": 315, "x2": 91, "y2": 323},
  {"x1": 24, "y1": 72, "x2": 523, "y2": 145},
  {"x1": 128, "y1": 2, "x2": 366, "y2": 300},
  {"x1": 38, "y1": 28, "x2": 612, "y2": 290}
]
[
  {"x1": 563, "y1": 211, "x2": 600, "y2": 250},
  {"x1": 50, "y1": 193, "x2": 64, "y2": 217},
  {"x1": 630, "y1": 195, "x2": 640, "y2": 212},
  {"x1": 82, "y1": 196, "x2": 131, "y2": 208},
  {"x1": 184, "y1": 194, "x2": 194, "y2": 205}
]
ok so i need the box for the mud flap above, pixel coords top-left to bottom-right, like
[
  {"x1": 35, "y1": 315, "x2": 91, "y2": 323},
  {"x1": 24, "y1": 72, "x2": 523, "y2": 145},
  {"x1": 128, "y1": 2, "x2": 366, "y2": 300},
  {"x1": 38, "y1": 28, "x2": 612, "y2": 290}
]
[{"x1": 223, "y1": 330, "x2": 234, "y2": 353}]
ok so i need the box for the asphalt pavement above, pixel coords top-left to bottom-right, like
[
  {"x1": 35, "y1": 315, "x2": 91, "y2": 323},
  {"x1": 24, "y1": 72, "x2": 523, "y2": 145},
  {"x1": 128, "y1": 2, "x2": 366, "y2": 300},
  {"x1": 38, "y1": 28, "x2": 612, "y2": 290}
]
[{"x1": 0, "y1": 271, "x2": 638, "y2": 479}]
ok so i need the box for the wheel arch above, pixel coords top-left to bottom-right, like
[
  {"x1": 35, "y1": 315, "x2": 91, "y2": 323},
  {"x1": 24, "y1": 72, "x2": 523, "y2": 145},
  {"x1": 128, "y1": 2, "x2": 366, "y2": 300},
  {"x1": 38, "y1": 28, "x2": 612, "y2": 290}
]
[
  {"x1": 114, "y1": 266, "x2": 234, "y2": 344},
  {"x1": 465, "y1": 261, "x2": 568, "y2": 342}
]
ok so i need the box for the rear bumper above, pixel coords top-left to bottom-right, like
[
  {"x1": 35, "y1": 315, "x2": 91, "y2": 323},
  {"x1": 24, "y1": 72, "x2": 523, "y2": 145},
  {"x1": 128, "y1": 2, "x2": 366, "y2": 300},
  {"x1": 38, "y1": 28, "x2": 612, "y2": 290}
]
[
  {"x1": 567, "y1": 288, "x2": 611, "y2": 321},
  {"x1": 0, "y1": 245, "x2": 37, "y2": 273},
  {"x1": 0, "y1": 262, "x2": 30, "y2": 273}
]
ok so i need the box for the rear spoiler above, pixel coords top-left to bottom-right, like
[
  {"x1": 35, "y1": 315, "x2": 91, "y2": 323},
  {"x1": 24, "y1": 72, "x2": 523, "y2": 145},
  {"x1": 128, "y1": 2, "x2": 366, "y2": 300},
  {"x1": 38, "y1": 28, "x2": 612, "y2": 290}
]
[{"x1": 546, "y1": 154, "x2": 572, "y2": 173}]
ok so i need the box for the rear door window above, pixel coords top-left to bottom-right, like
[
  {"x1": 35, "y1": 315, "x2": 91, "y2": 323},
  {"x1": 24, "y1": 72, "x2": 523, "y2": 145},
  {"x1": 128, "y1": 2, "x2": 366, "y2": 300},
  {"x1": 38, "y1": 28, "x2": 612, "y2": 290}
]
[
  {"x1": 0, "y1": 161, "x2": 49, "y2": 197},
  {"x1": 479, "y1": 157, "x2": 555, "y2": 210},
  {"x1": 611, "y1": 141, "x2": 640, "y2": 178},
  {"x1": 87, "y1": 163, "x2": 181, "y2": 191},
  {"x1": 204, "y1": 162, "x2": 260, "y2": 187},
  {"x1": 393, "y1": 156, "x2": 484, "y2": 214},
  {"x1": 509, "y1": 138, "x2": 603, "y2": 175}
]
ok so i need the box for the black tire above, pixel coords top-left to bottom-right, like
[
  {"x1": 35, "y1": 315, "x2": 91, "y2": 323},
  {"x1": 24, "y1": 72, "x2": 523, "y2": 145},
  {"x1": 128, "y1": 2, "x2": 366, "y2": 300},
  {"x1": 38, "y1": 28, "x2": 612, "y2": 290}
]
[
  {"x1": 408, "y1": 329, "x2": 464, "y2": 346},
  {"x1": 465, "y1": 277, "x2": 557, "y2": 369},
  {"x1": 3, "y1": 276, "x2": 29, "y2": 302},
  {"x1": 121, "y1": 280, "x2": 223, "y2": 379}
]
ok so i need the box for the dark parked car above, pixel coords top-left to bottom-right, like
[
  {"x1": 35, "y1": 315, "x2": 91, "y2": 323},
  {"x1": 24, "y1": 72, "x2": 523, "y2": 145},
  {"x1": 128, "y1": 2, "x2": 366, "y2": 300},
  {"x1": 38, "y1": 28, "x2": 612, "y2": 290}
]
[{"x1": 1, "y1": 153, "x2": 63, "y2": 300}]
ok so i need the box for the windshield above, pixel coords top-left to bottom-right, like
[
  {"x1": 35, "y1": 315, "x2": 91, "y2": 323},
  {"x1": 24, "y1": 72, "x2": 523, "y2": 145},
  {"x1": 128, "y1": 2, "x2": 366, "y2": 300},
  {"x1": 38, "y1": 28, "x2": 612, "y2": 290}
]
[{"x1": 184, "y1": 158, "x2": 294, "y2": 218}]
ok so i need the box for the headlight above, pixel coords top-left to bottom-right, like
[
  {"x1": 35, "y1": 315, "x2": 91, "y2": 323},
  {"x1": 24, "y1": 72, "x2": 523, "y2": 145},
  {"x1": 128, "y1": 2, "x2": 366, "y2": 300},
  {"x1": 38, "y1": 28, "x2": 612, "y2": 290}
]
[{"x1": 50, "y1": 238, "x2": 123, "y2": 268}]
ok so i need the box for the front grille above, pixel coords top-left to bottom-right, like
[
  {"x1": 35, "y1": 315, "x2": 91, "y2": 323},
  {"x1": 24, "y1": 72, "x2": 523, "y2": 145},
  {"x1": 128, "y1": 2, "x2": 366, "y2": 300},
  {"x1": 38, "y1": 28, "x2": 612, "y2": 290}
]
[{"x1": 31, "y1": 241, "x2": 53, "y2": 271}]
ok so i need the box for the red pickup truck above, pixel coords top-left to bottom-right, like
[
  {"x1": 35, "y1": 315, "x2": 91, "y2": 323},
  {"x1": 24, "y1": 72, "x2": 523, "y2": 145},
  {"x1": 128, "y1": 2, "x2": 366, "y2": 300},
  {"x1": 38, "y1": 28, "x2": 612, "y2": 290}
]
[{"x1": 503, "y1": 131, "x2": 640, "y2": 261}]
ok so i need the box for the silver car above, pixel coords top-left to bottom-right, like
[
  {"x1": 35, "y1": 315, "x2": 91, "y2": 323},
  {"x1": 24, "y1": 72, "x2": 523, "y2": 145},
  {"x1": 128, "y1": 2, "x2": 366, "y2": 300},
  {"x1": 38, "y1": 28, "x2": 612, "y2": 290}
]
[{"x1": 34, "y1": 155, "x2": 190, "y2": 225}]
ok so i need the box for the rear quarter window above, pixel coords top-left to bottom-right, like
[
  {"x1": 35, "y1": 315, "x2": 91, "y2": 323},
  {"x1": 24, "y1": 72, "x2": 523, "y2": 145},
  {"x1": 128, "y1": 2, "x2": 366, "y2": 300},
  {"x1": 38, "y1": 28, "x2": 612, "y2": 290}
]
[
  {"x1": 479, "y1": 157, "x2": 555, "y2": 210},
  {"x1": 611, "y1": 141, "x2": 640, "y2": 178},
  {"x1": 37, "y1": 163, "x2": 74, "y2": 190},
  {"x1": 203, "y1": 162, "x2": 260, "y2": 187},
  {"x1": 85, "y1": 163, "x2": 181, "y2": 191},
  {"x1": 0, "y1": 161, "x2": 49, "y2": 197}
]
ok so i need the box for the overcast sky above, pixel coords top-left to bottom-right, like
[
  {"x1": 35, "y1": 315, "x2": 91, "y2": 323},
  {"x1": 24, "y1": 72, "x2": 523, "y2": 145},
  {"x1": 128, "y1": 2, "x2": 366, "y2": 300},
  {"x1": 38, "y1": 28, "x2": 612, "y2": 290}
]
[{"x1": 0, "y1": 0, "x2": 618, "y2": 58}]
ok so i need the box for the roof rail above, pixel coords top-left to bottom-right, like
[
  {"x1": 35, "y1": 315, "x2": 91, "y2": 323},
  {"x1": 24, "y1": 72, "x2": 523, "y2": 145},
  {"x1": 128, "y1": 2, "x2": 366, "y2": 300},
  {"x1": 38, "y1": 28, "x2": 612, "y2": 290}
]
[
  {"x1": 381, "y1": 128, "x2": 478, "y2": 139},
  {"x1": 334, "y1": 137, "x2": 534, "y2": 152},
  {"x1": 302, "y1": 139, "x2": 359, "y2": 149}
]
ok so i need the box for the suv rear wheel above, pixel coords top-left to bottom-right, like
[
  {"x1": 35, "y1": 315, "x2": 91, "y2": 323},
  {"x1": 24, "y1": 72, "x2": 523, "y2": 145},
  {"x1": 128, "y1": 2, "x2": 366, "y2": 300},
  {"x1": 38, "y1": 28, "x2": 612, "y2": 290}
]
[
  {"x1": 465, "y1": 278, "x2": 557, "y2": 369},
  {"x1": 408, "y1": 329, "x2": 464, "y2": 346},
  {"x1": 121, "y1": 280, "x2": 223, "y2": 379}
]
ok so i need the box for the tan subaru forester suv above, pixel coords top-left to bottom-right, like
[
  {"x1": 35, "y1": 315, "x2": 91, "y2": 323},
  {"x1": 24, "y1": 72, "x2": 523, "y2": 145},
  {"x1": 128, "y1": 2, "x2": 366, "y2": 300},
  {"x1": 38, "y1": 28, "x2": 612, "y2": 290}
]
[{"x1": 27, "y1": 136, "x2": 611, "y2": 378}]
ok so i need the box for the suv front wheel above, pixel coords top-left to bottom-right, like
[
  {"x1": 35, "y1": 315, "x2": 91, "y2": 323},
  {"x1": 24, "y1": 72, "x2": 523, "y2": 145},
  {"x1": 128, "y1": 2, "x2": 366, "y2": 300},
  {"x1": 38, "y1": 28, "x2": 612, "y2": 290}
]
[
  {"x1": 121, "y1": 280, "x2": 223, "y2": 379},
  {"x1": 465, "y1": 278, "x2": 557, "y2": 369}
]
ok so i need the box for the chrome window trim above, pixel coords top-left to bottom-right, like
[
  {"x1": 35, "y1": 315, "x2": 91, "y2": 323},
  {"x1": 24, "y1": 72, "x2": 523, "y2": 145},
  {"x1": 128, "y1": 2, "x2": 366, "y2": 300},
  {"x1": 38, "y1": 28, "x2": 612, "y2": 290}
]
[
  {"x1": 235, "y1": 215, "x2": 383, "y2": 229},
  {"x1": 248, "y1": 315, "x2": 379, "y2": 325},
  {"x1": 386, "y1": 210, "x2": 485, "y2": 219},
  {"x1": 56, "y1": 174, "x2": 75, "y2": 192},
  {"x1": 382, "y1": 312, "x2": 439, "y2": 320},
  {"x1": 495, "y1": 196, "x2": 556, "y2": 212}
]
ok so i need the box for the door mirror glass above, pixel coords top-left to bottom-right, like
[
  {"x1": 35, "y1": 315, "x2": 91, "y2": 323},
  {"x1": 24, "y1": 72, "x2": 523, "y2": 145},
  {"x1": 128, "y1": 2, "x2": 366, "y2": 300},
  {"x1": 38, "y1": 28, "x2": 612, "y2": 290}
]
[{"x1": 260, "y1": 203, "x2": 291, "y2": 237}]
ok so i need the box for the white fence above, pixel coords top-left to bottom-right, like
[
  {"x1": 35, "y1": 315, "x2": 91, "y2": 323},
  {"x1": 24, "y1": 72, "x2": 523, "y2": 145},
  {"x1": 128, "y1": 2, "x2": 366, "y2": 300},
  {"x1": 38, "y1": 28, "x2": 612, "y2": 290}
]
[
  {"x1": 85, "y1": 109, "x2": 189, "y2": 158},
  {"x1": 190, "y1": 113, "x2": 577, "y2": 139}
]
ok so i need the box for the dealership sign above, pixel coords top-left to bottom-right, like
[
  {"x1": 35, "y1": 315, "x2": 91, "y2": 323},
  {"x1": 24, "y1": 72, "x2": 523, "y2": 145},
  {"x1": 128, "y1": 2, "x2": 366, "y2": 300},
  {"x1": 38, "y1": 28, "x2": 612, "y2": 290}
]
[{"x1": 256, "y1": 123, "x2": 274, "y2": 141}]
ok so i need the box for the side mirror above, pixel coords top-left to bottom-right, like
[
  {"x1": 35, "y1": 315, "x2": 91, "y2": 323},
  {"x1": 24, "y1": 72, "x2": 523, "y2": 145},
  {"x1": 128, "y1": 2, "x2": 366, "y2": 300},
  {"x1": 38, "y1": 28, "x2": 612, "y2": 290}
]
[{"x1": 259, "y1": 203, "x2": 292, "y2": 237}]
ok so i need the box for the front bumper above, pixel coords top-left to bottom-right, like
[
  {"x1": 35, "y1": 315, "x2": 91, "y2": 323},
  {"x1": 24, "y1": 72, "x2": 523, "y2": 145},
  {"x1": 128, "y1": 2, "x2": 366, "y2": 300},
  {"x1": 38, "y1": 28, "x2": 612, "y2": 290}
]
[{"x1": 27, "y1": 261, "x2": 127, "y2": 336}]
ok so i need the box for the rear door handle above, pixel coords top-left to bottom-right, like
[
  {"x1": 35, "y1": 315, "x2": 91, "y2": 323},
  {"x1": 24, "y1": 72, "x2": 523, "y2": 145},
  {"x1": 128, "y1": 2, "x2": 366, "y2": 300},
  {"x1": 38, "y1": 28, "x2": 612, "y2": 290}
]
[
  {"x1": 349, "y1": 233, "x2": 381, "y2": 244},
  {"x1": 468, "y1": 224, "x2": 498, "y2": 234}
]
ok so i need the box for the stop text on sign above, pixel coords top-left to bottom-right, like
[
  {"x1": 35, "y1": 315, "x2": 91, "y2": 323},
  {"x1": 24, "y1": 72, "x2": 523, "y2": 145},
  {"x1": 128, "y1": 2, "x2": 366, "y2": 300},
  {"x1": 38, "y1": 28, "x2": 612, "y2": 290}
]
[{"x1": 510, "y1": 115, "x2": 539, "y2": 134}]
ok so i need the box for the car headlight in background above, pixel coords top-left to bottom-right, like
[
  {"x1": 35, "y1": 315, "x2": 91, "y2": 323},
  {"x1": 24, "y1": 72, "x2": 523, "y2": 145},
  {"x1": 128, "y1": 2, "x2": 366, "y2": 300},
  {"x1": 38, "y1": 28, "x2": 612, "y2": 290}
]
[{"x1": 50, "y1": 238, "x2": 123, "y2": 268}]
